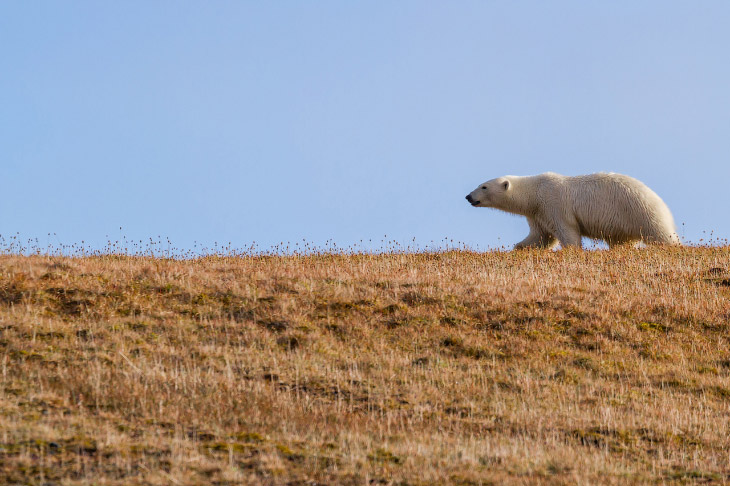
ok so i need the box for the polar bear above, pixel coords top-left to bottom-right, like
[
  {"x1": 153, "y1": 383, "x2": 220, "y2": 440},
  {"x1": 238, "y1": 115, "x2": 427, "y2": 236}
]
[{"x1": 465, "y1": 172, "x2": 680, "y2": 249}]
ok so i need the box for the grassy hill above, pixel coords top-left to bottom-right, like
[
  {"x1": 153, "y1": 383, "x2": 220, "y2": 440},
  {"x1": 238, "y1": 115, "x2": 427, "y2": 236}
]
[{"x1": 1, "y1": 247, "x2": 730, "y2": 485}]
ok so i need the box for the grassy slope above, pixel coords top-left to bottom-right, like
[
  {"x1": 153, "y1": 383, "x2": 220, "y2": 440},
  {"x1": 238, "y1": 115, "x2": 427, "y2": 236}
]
[{"x1": 1, "y1": 248, "x2": 730, "y2": 485}]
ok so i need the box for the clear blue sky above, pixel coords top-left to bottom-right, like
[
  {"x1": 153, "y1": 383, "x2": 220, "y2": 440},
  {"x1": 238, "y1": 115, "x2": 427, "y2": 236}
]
[{"x1": 2, "y1": 2, "x2": 729, "y2": 252}]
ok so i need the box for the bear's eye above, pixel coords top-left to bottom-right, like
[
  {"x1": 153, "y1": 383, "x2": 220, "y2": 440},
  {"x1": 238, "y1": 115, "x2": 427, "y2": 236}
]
[{"x1": 481, "y1": 186, "x2": 486, "y2": 190}]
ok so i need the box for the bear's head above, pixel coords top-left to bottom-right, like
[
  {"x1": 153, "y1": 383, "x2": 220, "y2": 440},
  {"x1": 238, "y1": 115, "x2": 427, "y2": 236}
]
[{"x1": 465, "y1": 177, "x2": 512, "y2": 209}]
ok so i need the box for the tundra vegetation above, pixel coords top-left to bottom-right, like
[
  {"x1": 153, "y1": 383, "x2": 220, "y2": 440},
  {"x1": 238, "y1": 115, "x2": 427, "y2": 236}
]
[{"x1": 1, "y1": 244, "x2": 730, "y2": 485}]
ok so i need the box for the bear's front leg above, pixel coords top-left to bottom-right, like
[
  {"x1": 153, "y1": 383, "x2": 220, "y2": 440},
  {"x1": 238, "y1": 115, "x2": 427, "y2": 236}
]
[
  {"x1": 554, "y1": 225, "x2": 582, "y2": 249},
  {"x1": 539, "y1": 210, "x2": 583, "y2": 249},
  {"x1": 514, "y1": 219, "x2": 558, "y2": 250}
]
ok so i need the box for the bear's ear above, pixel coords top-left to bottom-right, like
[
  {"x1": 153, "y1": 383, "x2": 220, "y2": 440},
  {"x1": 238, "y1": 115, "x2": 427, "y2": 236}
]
[{"x1": 502, "y1": 180, "x2": 510, "y2": 190}]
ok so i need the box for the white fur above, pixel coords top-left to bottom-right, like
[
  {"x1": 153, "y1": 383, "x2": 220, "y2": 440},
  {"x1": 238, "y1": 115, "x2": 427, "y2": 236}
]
[{"x1": 466, "y1": 172, "x2": 680, "y2": 249}]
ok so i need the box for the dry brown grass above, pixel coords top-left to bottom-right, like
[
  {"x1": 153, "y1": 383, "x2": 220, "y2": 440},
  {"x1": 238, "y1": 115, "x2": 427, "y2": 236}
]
[{"x1": 2, "y1": 247, "x2": 730, "y2": 485}]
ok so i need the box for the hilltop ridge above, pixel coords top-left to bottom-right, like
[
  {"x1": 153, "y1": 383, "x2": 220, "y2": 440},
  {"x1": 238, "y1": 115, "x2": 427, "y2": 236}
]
[{"x1": 1, "y1": 247, "x2": 730, "y2": 485}]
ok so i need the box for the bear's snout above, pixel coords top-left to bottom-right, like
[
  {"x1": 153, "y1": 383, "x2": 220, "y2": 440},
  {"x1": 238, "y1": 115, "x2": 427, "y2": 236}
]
[{"x1": 466, "y1": 194, "x2": 478, "y2": 206}]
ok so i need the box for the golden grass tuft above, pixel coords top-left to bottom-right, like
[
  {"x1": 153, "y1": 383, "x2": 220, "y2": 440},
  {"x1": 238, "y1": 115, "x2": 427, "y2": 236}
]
[{"x1": 1, "y1": 246, "x2": 730, "y2": 484}]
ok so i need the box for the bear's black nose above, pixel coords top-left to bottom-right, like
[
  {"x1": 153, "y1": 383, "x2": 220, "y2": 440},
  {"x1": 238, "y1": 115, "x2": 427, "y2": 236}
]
[{"x1": 465, "y1": 194, "x2": 473, "y2": 203}]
